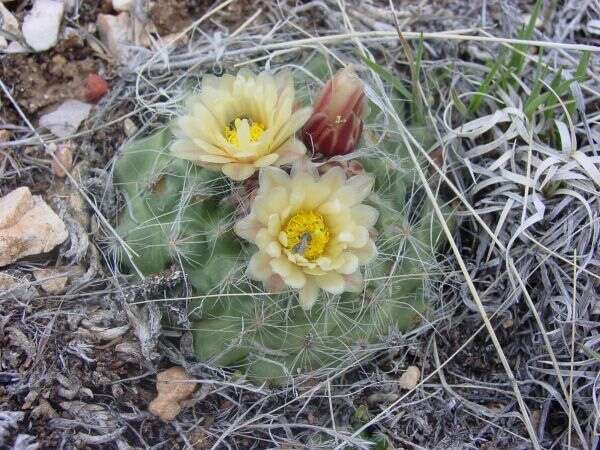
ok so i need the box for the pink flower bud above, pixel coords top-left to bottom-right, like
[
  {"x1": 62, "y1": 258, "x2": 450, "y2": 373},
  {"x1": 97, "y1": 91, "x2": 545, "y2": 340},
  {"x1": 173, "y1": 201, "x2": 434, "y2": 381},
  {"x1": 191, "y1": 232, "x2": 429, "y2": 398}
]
[{"x1": 303, "y1": 65, "x2": 367, "y2": 157}]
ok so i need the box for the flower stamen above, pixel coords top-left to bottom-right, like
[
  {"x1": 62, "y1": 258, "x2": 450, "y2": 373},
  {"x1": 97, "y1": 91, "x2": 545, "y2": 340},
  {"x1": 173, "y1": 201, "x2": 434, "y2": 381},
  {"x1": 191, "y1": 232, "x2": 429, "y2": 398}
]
[
  {"x1": 224, "y1": 118, "x2": 266, "y2": 147},
  {"x1": 283, "y1": 211, "x2": 330, "y2": 260}
]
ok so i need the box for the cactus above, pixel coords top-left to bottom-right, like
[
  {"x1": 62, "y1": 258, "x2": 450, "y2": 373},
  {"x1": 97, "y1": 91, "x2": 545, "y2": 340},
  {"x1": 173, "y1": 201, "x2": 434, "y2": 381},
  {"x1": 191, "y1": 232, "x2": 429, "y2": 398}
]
[{"x1": 113, "y1": 74, "x2": 449, "y2": 386}]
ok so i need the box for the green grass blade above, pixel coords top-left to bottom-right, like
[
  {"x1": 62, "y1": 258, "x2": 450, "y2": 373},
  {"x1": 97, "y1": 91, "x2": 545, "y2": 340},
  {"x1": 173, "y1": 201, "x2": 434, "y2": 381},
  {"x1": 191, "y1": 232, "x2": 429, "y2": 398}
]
[
  {"x1": 509, "y1": 0, "x2": 543, "y2": 74},
  {"x1": 567, "y1": 51, "x2": 592, "y2": 116},
  {"x1": 360, "y1": 55, "x2": 412, "y2": 99},
  {"x1": 468, "y1": 55, "x2": 503, "y2": 113},
  {"x1": 575, "y1": 51, "x2": 591, "y2": 79},
  {"x1": 524, "y1": 50, "x2": 548, "y2": 119},
  {"x1": 525, "y1": 73, "x2": 586, "y2": 117}
]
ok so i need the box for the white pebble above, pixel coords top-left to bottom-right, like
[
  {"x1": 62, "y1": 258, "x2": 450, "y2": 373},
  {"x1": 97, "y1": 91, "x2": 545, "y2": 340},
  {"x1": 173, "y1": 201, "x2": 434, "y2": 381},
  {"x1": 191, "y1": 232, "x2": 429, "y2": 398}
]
[
  {"x1": 22, "y1": 0, "x2": 65, "y2": 51},
  {"x1": 0, "y1": 3, "x2": 19, "y2": 36},
  {"x1": 96, "y1": 12, "x2": 132, "y2": 61},
  {"x1": 39, "y1": 100, "x2": 92, "y2": 138},
  {"x1": 112, "y1": 0, "x2": 134, "y2": 12},
  {"x1": 398, "y1": 365, "x2": 421, "y2": 390}
]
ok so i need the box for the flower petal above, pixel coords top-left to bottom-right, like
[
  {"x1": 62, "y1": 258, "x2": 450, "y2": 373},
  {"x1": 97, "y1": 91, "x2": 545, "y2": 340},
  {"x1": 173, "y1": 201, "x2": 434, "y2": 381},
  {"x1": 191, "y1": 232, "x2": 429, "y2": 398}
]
[
  {"x1": 254, "y1": 187, "x2": 288, "y2": 224},
  {"x1": 272, "y1": 106, "x2": 313, "y2": 149},
  {"x1": 258, "y1": 166, "x2": 290, "y2": 193},
  {"x1": 349, "y1": 226, "x2": 369, "y2": 248},
  {"x1": 354, "y1": 240, "x2": 377, "y2": 264},
  {"x1": 267, "y1": 213, "x2": 281, "y2": 236},
  {"x1": 320, "y1": 166, "x2": 347, "y2": 189},
  {"x1": 222, "y1": 163, "x2": 256, "y2": 180},
  {"x1": 314, "y1": 272, "x2": 345, "y2": 295},
  {"x1": 234, "y1": 216, "x2": 261, "y2": 241},
  {"x1": 337, "y1": 253, "x2": 359, "y2": 275},
  {"x1": 193, "y1": 153, "x2": 235, "y2": 164},
  {"x1": 265, "y1": 241, "x2": 281, "y2": 258},
  {"x1": 255, "y1": 228, "x2": 274, "y2": 250},
  {"x1": 351, "y1": 204, "x2": 379, "y2": 227},
  {"x1": 254, "y1": 153, "x2": 279, "y2": 168},
  {"x1": 270, "y1": 257, "x2": 306, "y2": 289},
  {"x1": 170, "y1": 139, "x2": 209, "y2": 161},
  {"x1": 275, "y1": 139, "x2": 307, "y2": 166},
  {"x1": 299, "y1": 278, "x2": 319, "y2": 310},
  {"x1": 247, "y1": 252, "x2": 273, "y2": 281},
  {"x1": 337, "y1": 174, "x2": 374, "y2": 205}
]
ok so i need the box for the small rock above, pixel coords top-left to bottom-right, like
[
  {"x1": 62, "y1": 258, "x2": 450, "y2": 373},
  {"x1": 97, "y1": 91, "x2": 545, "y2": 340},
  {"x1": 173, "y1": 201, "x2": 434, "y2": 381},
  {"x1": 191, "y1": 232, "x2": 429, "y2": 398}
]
[
  {"x1": 148, "y1": 367, "x2": 197, "y2": 421},
  {"x1": 398, "y1": 365, "x2": 421, "y2": 390},
  {"x1": 0, "y1": 36, "x2": 7, "y2": 50},
  {"x1": 112, "y1": 0, "x2": 134, "y2": 12},
  {"x1": 96, "y1": 12, "x2": 131, "y2": 61},
  {"x1": 50, "y1": 142, "x2": 74, "y2": 177},
  {"x1": 123, "y1": 118, "x2": 138, "y2": 137},
  {"x1": 33, "y1": 267, "x2": 70, "y2": 294},
  {"x1": 0, "y1": 129, "x2": 11, "y2": 142},
  {"x1": 39, "y1": 100, "x2": 92, "y2": 138},
  {"x1": 0, "y1": 187, "x2": 68, "y2": 267},
  {"x1": 0, "y1": 3, "x2": 19, "y2": 36},
  {"x1": 0, "y1": 187, "x2": 34, "y2": 229},
  {"x1": 84, "y1": 73, "x2": 109, "y2": 103},
  {"x1": 5, "y1": 41, "x2": 29, "y2": 53},
  {"x1": 22, "y1": 0, "x2": 65, "y2": 52}
]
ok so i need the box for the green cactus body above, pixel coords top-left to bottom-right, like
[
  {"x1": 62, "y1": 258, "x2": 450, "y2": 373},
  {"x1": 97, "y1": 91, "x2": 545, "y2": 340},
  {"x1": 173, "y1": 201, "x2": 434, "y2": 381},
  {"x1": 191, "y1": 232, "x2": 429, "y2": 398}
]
[{"x1": 113, "y1": 75, "x2": 449, "y2": 386}]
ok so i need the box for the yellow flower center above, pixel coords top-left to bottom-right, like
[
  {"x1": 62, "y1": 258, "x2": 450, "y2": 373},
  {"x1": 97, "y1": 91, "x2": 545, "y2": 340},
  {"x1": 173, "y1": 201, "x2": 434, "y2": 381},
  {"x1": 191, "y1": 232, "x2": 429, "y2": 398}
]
[
  {"x1": 283, "y1": 210, "x2": 330, "y2": 261},
  {"x1": 224, "y1": 118, "x2": 265, "y2": 147}
]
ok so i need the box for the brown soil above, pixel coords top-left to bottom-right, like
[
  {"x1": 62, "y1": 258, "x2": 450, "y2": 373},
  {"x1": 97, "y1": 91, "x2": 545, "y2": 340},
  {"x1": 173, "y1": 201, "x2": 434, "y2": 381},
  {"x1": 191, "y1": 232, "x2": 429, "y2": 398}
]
[{"x1": 2, "y1": 35, "x2": 105, "y2": 114}]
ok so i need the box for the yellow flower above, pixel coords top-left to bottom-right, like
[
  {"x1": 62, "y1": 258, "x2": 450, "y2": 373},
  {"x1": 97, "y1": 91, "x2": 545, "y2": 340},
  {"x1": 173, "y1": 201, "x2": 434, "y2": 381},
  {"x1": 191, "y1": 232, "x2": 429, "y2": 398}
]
[
  {"x1": 170, "y1": 69, "x2": 313, "y2": 181},
  {"x1": 234, "y1": 166, "x2": 379, "y2": 309}
]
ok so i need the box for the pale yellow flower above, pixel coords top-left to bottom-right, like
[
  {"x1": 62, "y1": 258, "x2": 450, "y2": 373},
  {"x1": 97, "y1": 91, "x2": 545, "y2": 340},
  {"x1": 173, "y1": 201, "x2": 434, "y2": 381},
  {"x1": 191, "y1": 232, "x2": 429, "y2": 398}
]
[
  {"x1": 170, "y1": 69, "x2": 313, "y2": 181},
  {"x1": 234, "y1": 166, "x2": 379, "y2": 309}
]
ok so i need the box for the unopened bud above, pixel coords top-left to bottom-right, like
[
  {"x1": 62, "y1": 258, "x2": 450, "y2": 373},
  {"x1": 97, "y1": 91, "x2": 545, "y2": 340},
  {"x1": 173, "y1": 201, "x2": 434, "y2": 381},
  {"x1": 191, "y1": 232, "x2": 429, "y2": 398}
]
[{"x1": 303, "y1": 65, "x2": 367, "y2": 156}]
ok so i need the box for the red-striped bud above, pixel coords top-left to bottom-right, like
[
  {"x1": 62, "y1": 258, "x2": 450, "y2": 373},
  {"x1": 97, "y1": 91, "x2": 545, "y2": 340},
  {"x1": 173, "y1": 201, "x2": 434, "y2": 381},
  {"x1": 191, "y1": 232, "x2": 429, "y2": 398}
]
[{"x1": 303, "y1": 65, "x2": 367, "y2": 157}]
